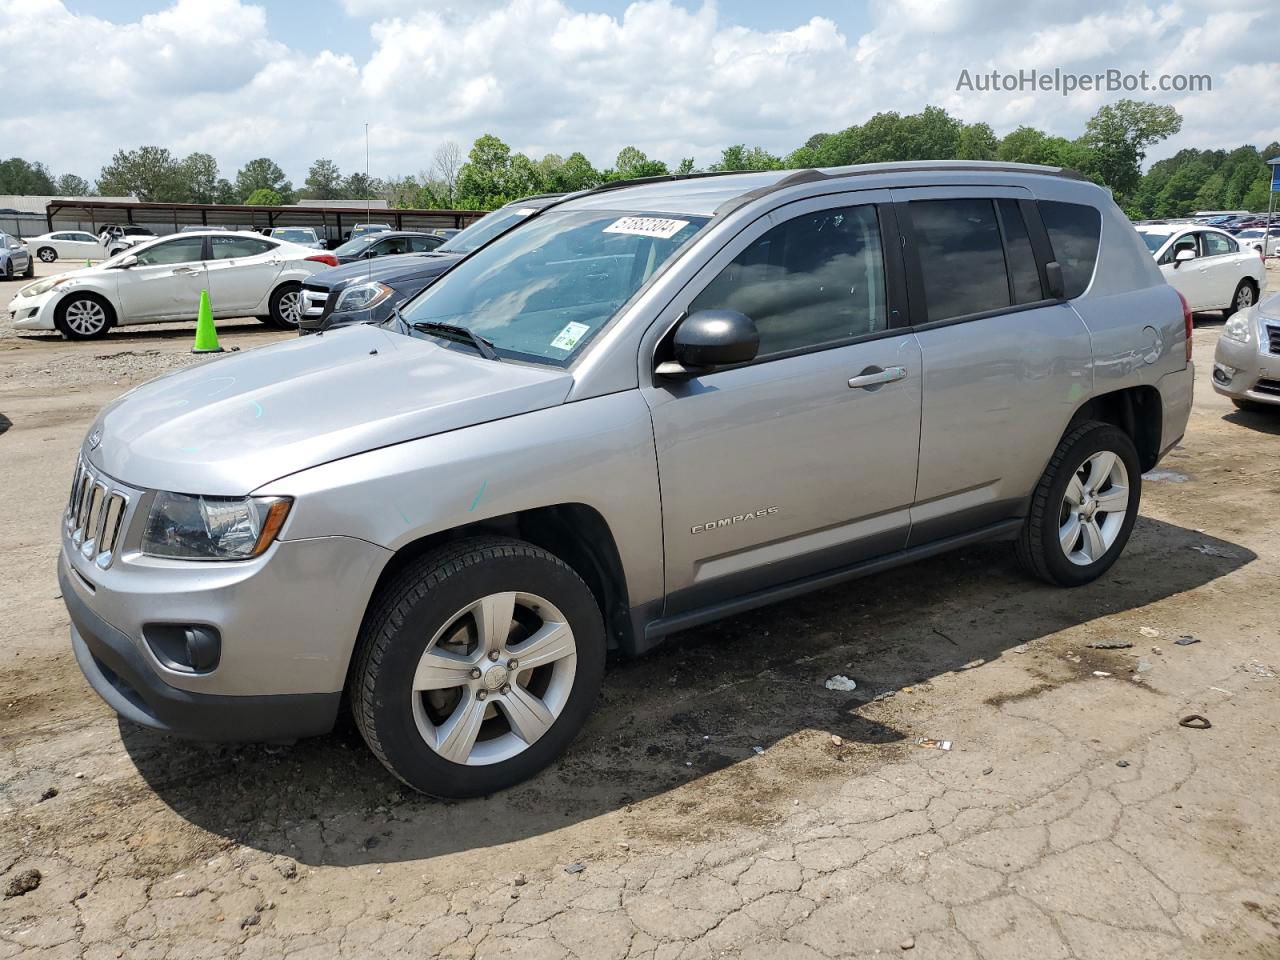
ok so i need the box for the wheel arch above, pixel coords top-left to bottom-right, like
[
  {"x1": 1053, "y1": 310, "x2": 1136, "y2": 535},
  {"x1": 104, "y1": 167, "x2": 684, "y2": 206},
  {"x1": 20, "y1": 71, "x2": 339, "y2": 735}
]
[
  {"x1": 1067, "y1": 385, "x2": 1162, "y2": 472},
  {"x1": 358, "y1": 502, "x2": 634, "y2": 658}
]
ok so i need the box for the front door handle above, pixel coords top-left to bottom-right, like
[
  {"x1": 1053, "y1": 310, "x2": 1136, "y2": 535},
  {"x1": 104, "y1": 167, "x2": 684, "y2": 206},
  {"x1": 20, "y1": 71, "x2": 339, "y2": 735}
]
[{"x1": 848, "y1": 365, "x2": 907, "y2": 389}]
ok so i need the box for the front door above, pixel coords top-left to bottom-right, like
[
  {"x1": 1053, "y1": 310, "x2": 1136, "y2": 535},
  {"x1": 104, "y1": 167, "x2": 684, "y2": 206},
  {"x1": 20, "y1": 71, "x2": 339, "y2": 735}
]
[
  {"x1": 641, "y1": 193, "x2": 923, "y2": 614},
  {"x1": 1159, "y1": 232, "x2": 1212, "y2": 309},
  {"x1": 116, "y1": 235, "x2": 209, "y2": 322}
]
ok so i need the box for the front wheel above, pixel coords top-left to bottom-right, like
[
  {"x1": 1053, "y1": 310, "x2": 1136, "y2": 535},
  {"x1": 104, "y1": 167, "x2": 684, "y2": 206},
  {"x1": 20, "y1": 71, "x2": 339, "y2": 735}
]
[
  {"x1": 352, "y1": 537, "x2": 605, "y2": 797},
  {"x1": 22, "y1": 258, "x2": 33, "y2": 278},
  {"x1": 268, "y1": 283, "x2": 302, "y2": 329},
  {"x1": 54, "y1": 294, "x2": 113, "y2": 340},
  {"x1": 1016, "y1": 421, "x2": 1141, "y2": 587}
]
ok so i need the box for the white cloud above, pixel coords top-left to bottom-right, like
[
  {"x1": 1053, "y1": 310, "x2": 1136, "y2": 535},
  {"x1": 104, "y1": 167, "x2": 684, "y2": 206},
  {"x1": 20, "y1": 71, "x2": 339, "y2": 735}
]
[{"x1": 0, "y1": 0, "x2": 1275, "y2": 186}]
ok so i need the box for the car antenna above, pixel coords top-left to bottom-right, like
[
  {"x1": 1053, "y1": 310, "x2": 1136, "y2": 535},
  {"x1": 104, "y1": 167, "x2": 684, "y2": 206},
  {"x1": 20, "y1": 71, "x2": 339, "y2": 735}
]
[{"x1": 365, "y1": 121, "x2": 372, "y2": 284}]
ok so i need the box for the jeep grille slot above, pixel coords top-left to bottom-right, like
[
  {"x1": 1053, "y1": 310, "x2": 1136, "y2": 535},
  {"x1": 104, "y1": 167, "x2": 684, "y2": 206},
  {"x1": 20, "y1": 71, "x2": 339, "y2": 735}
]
[{"x1": 65, "y1": 458, "x2": 135, "y2": 569}]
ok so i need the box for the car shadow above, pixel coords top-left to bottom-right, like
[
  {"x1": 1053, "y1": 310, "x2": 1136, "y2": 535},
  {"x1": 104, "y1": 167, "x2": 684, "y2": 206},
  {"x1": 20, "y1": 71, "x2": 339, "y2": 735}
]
[
  {"x1": 13, "y1": 320, "x2": 277, "y2": 345},
  {"x1": 121, "y1": 515, "x2": 1253, "y2": 866},
  {"x1": 1223, "y1": 408, "x2": 1280, "y2": 435}
]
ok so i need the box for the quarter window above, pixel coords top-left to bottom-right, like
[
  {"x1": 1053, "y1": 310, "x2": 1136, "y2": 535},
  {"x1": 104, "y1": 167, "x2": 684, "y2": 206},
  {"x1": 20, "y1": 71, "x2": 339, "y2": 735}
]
[
  {"x1": 909, "y1": 198, "x2": 1010, "y2": 322},
  {"x1": 134, "y1": 237, "x2": 206, "y2": 266},
  {"x1": 1039, "y1": 200, "x2": 1102, "y2": 298},
  {"x1": 689, "y1": 204, "x2": 887, "y2": 357},
  {"x1": 209, "y1": 236, "x2": 275, "y2": 259}
]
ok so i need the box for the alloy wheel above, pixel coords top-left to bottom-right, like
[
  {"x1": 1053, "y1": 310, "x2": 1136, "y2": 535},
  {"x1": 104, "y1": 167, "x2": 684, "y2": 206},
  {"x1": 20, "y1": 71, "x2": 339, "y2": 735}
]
[
  {"x1": 1236, "y1": 284, "x2": 1254, "y2": 310},
  {"x1": 64, "y1": 299, "x2": 107, "y2": 337},
  {"x1": 1059, "y1": 450, "x2": 1129, "y2": 566},
  {"x1": 279, "y1": 290, "x2": 302, "y2": 325},
  {"x1": 38, "y1": 248, "x2": 55, "y2": 262},
  {"x1": 410, "y1": 591, "x2": 577, "y2": 766}
]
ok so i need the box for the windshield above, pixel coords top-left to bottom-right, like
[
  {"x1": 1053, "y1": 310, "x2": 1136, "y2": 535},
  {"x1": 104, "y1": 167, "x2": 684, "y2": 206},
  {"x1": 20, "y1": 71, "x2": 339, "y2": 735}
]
[
  {"x1": 333, "y1": 234, "x2": 383, "y2": 256},
  {"x1": 273, "y1": 229, "x2": 315, "y2": 242},
  {"x1": 1135, "y1": 230, "x2": 1168, "y2": 253},
  {"x1": 397, "y1": 210, "x2": 707, "y2": 365},
  {"x1": 439, "y1": 205, "x2": 540, "y2": 254}
]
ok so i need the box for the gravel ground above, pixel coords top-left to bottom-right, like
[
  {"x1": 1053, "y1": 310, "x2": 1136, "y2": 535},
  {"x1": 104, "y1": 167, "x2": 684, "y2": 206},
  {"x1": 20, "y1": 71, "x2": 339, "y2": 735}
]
[{"x1": 1, "y1": 262, "x2": 1279, "y2": 959}]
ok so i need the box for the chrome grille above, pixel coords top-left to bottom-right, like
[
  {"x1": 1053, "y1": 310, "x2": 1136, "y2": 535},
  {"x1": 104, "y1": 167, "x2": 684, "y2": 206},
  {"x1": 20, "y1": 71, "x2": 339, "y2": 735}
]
[
  {"x1": 1267, "y1": 326, "x2": 1280, "y2": 356},
  {"x1": 65, "y1": 457, "x2": 133, "y2": 569}
]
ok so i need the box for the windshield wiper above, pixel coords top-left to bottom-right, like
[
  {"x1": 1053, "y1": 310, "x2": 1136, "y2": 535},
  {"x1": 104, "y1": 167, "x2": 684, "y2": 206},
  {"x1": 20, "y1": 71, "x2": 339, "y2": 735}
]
[{"x1": 407, "y1": 315, "x2": 501, "y2": 362}]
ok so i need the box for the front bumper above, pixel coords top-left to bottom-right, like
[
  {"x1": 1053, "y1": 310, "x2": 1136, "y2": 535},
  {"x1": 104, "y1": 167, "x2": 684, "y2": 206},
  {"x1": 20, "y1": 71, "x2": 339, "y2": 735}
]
[
  {"x1": 8, "y1": 289, "x2": 55, "y2": 330},
  {"x1": 1213, "y1": 333, "x2": 1280, "y2": 406},
  {"x1": 63, "y1": 562, "x2": 340, "y2": 741}
]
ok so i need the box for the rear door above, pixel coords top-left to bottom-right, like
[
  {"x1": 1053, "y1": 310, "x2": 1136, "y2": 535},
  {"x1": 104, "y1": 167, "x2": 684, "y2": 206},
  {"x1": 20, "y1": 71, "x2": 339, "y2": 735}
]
[
  {"x1": 641, "y1": 191, "x2": 924, "y2": 612},
  {"x1": 116, "y1": 235, "x2": 209, "y2": 322},
  {"x1": 1199, "y1": 230, "x2": 1248, "y2": 310},
  {"x1": 892, "y1": 188, "x2": 1093, "y2": 543},
  {"x1": 204, "y1": 235, "x2": 283, "y2": 314}
]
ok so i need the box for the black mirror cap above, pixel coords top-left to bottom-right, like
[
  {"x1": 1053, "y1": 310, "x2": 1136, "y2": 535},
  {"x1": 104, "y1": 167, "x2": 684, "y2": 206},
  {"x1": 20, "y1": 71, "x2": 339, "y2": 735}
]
[
  {"x1": 1045, "y1": 260, "x2": 1066, "y2": 299},
  {"x1": 673, "y1": 309, "x2": 760, "y2": 368}
]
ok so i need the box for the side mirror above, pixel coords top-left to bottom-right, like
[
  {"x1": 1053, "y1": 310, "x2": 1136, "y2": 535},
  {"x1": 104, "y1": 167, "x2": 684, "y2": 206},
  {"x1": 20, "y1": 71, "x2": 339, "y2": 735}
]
[
  {"x1": 1173, "y1": 248, "x2": 1196, "y2": 267},
  {"x1": 1044, "y1": 260, "x2": 1065, "y2": 300},
  {"x1": 657, "y1": 309, "x2": 759, "y2": 378},
  {"x1": 113, "y1": 254, "x2": 138, "y2": 269}
]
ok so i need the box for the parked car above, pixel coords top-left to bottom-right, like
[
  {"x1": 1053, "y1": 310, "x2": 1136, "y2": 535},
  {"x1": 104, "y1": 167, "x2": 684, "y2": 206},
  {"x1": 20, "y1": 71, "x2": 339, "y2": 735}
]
[
  {"x1": 98, "y1": 225, "x2": 156, "y2": 256},
  {"x1": 1134, "y1": 224, "x2": 1265, "y2": 315},
  {"x1": 348, "y1": 222, "x2": 392, "y2": 240},
  {"x1": 24, "y1": 230, "x2": 112, "y2": 263},
  {"x1": 266, "y1": 227, "x2": 326, "y2": 250},
  {"x1": 1233, "y1": 228, "x2": 1280, "y2": 257},
  {"x1": 300, "y1": 197, "x2": 560, "y2": 333},
  {"x1": 58, "y1": 162, "x2": 1193, "y2": 797},
  {"x1": 330, "y1": 230, "x2": 444, "y2": 265},
  {"x1": 0, "y1": 232, "x2": 33, "y2": 278},
  {"x1": 1213, "y1": 290, "x2": 1280, "y2": 411},
  {"x1": 8, "y1": 230, "x2": 338, "y2": 339},
  {"x1": 180, "y1": 225, "x2": 229, "y2": 232}
]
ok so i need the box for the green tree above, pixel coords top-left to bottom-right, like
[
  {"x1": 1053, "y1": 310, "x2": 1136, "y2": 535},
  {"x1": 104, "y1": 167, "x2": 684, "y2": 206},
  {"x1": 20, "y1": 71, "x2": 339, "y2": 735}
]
[
  {"x1": 179, "y1": 152, "x2": 221, "y2": 203},
  {"x1": 96, "y1": 146, "x2": 183, "y2": 201},
  {"x1": 53, "y1": 173, "x2": 92, "y2": 196},
  {"x1": 1080, "y1": 99, "x2": 1181, "y2": 199},
  {"x1": 955, "y1": 122, "x2": 998, "y2": 161},
  {"x1": 675, "y1": 157, "x2": 697, "y2": 175},
  {"x1": 456, "y1": 134, "x2": 514, "y2": 208},
  {"x1": 0, "y1": 158, "x2": 57, "y2": 195},
  {"x1": 612, "y1": 146, "x2": 668, "y2": 180},
  {"x1": 342, "y1": 172, "x2": 383, "y2": 199},
  {"x1": 303, "y1": 159, "x2": 345, "y2": 200},
  {"x1": 558, "y1": 152, "x2": 601, "y2": 191},
  {"x1": 709, "y1": 145, "x2": 783, "y2": 172},
  {"x1": 235, "y1": 158, "x2": 293, "y2": 204},
  {"x1": 996, "y1": 126, "x2": 1060, "y2": 165},
  {"x1": 243, "y1": 187, "x2": 283, "y2": 206}
]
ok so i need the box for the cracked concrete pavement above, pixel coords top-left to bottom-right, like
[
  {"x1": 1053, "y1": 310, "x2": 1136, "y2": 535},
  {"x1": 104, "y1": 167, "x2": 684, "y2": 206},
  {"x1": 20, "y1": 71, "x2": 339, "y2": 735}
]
[{"x1": 1, "y1": 277, "x2": 1279, "y2": 958}]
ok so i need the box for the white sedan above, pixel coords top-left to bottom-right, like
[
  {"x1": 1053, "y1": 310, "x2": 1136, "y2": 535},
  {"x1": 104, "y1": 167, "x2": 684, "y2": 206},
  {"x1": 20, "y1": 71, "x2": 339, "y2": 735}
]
[
  {"x1": 8, "y1": 230, "x2": 338, "y2": 339},
  {"x1": 23, "y1": 230, "x2": 113, "y2": 264},
  {"x1": 1135, "y1": 224, "x2": 1266, "y2": 316}
]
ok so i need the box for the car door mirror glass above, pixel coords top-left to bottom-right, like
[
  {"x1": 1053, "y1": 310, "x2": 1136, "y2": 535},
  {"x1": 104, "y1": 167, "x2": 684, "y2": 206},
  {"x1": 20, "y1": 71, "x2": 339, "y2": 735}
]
[{"x1": 660, "y1": 309, "x2": 760, "y2": 377}]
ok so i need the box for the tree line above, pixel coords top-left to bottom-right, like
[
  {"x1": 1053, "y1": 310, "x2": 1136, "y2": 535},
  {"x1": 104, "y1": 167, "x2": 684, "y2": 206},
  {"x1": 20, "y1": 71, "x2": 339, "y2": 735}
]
[{"x1": 2, "y1": 100, "x2": 1275, "y2": 219}]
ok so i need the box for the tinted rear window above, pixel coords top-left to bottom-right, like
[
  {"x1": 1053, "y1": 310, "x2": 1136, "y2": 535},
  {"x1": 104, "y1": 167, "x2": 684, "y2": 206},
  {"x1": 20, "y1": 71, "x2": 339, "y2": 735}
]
[
  {"x1": 910, "y1": 198, "x2": 1010, "y2": 322},
  {"x1": 1040, "y1": 201, "x2": 1101, "y2": 298}
]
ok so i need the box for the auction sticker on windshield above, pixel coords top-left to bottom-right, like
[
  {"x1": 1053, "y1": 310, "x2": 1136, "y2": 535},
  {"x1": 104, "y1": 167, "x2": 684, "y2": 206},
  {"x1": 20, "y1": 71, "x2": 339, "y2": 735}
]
[
  {"x1": 551, "y1": 321, "x2": 591, "y2": 351},
  {"x1": 603, "y1": 216, "x2": 690, "y2": 239}
]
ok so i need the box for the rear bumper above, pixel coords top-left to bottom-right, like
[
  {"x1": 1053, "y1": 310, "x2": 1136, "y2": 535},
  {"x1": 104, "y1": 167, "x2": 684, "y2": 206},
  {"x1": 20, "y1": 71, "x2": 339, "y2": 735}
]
[
  {"x1": 1156, "y1": 361, "x2": 1195, "y2": 460},
  {"x1": 63, "y1": 563, "x2": 340, "y2": 741}
]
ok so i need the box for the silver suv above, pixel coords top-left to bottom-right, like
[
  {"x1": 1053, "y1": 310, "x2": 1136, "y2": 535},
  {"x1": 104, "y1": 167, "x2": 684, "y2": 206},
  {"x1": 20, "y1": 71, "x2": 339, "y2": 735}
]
[{"x1": 60, "y1": 162, "x2": 1193, "y2": 797}]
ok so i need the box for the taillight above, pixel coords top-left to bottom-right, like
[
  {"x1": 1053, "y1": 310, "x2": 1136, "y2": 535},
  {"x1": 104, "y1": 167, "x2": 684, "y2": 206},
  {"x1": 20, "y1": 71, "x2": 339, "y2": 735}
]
[
  {"x1": 306, "y1": 254, "x2": 339, "y2": 268},
  {"x1": 1177, "y1": 289, "x2": 1193, "y2": 363}
]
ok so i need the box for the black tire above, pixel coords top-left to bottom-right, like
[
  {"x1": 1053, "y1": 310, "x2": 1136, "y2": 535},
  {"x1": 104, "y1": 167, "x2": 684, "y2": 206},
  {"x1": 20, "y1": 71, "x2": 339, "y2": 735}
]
[
  {"x1": 22, "y1": 258, "x2": 33, "y2": 278},
  {"x1": 352, "y1": 536, "x2": 606, "y2": 798},
  {"x1": 1016, "y1": 421, "x2": 1141, "y2": 587},
  {"x1": 54, "y1": 293, "x2": 113, "y2": 341},
  {"x1": 255, "y1": 315, "x2": 274, "y2": 324},
  {"x1": 36, "y1": 247, "x2": 56, "y2": 263},
  {"x1": 1232, "y1": 398, "x2": 1273, "y2": 413},
  {"x1": 268, "y1": 283, "x2": 302, "y2": 329},
  {"x1": 1, "y1": 259, "x2": 10, "y2": 279},
  {"x1": 1225, "y1": 279, "x2": 1257, "y2": 317}
]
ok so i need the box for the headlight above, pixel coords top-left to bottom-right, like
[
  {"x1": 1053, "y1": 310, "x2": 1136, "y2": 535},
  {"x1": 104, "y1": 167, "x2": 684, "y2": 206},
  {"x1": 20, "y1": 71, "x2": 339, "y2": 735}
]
[
  {"x1": 142, "y1": 493, "x2": 292, "y2": 560},
  {"x1": 1222, "y1": 312, "x2": 1254, "y2": 344},
  {"x1": 20, "y1": 276, "x2": 69, "y2": 298},
  {"x1": 334, "y1": 281, "x2": 394, "y2": 313}
]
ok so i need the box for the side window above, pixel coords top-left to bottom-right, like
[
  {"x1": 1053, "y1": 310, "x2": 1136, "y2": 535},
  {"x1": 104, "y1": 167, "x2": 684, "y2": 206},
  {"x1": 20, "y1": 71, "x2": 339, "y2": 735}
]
[
  {"x1": 689, "y1": 204, "x2": 887, "y2": 357},
  {"x1": 1039, "y1": 200, "x2": 1102, "y2": 298},
  {"x1": 909, "y1": 198, "x2": 1009, "y2": 322},
  {"x1": 1203, "y1": 232, "x2": 1236, "y2": 256},
  {"x1": 379, "y1": 236, "x2": 412, "y2": 256},
  {"x1": 209, "y1": 236, "x2": 275, "y2": 259},
  {"x1": 995, "y1": 200, "x2": 1043, "y2": 303},
  {"x1": 133, "y1": 237, "x2": 205, "y2": 266},
  {"x1": 51, "y1": 233, "x2": 73, "y2": 240},
  {"x1": 1163, "y1": 234, "x2": 1197, "y2": 264},
  {"x1": 409, "y1": 235, "x2": 440, "y2": 252}
]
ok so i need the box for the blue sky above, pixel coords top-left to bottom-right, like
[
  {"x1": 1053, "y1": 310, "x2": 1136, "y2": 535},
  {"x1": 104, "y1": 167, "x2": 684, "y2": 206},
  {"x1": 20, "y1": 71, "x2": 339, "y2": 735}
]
[{"x1": 2, "y1": 0, "x2": 1275, "y2": 184}]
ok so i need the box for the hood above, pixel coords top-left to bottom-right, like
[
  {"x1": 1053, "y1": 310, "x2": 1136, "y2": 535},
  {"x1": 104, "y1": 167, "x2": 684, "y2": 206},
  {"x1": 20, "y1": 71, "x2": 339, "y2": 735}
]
[
  {"x1": 86, "y1": 324, "x2": 573, "y2": 495},
  {"x1": 308, "y1": 252, "x2": 462, "y2": 290}
]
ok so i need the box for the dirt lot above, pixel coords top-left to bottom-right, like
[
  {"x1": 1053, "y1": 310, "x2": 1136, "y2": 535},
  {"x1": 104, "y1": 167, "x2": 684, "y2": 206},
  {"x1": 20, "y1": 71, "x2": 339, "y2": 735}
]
[{"x1": 2, "y1": 262, "x2": 1279, "y2": 959}]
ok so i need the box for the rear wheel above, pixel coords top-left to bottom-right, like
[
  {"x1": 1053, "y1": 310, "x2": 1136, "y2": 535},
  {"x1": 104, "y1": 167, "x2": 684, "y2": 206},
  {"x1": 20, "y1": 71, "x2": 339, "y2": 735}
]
[
  {"x1": 36, "y1": 247, "x2": 56, "y2": 263},
  {"x1": 268, "y1": 283, "x2": 302, "y2": 330},
  {"x1": 1017, "y1": 421, "x2": 1141, "y2": 587},
  {"x1": 1225, "y1": 279, "x2": 1257, "y2": 316},
  {"x1": 352, "y1": 537, "x2": 605, "y2": 797},
  {"x1": 54, "y1": 293, "x2": 113, "y2": 340}
]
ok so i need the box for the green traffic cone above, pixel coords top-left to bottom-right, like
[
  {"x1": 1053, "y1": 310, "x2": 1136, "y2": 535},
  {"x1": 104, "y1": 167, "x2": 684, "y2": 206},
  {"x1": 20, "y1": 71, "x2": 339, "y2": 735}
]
[
  {"x1": 192, "y1": 289, "x2": 223, "y2": 354},
  {"x1": 85, "y1": 258, "x2": 91, "y2": 268}
]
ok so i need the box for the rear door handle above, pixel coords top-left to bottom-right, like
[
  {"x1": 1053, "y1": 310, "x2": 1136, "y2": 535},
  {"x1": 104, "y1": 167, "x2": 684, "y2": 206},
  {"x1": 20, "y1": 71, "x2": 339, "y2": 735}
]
[
  {"x1": 848, "y1": 365, "x2": 907, "y2": 389},
  {"x1": 172, "y1": 266, "x2": 200, "y2": 276}
]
